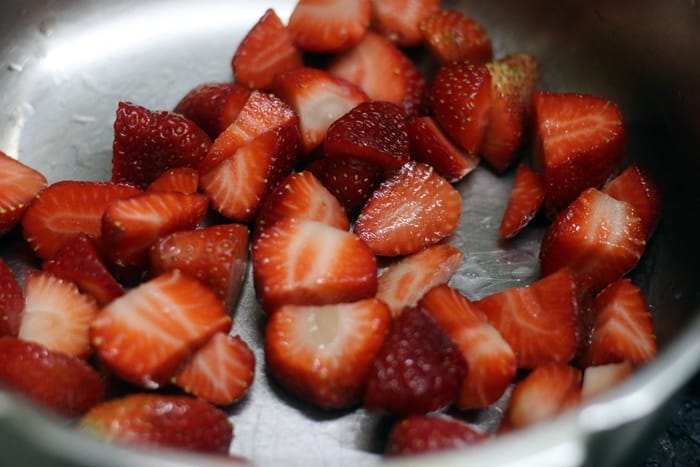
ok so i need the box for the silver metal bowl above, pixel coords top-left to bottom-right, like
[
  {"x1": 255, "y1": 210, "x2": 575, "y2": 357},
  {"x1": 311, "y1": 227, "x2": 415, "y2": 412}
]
[{"x1": 1, "y1": 0, "x2": 699, "y2": 465}]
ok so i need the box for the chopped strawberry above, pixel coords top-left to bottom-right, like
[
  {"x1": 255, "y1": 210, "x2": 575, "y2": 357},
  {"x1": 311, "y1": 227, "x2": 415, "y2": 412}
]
[
  {"x1": 386, "y1": 414, "x2": 490, "y2": 456},
  {"x1": 408, "y1": 115, "x2": 479, "y2": 182},
  {"x1": 505, "y1": 363, "x2": 581, "y2": 429},
  {"x1": 173, "y1": 332, "x2": 255, "y2": 406},
  {"x1": 149, "y1": 223, "x2": 249, "y2": 310},
  {"x1": 271, "y1": 67, "x2": 368, "y2": 154},
  {"x1": 146, "y1": 167, "x2": 199, "y2": 194},
  {"x1": 376, "y1": 244, "x2": 464, "y2": 318},
  {"x1": 287, "y1": 0, "x2": 372, "y2": 53},
  {"x1": 419, "y1": 284, "x2": 517, "y2": 409},
  {"x1": 498, "y1": 164, "x2": 545, "y2": 240},
  {"x1": 265, "y1": 298, "x2": 390, "y2": 409},
  {"x1": 0, "y1": 150, "x2": 47, "y2": 236},
  {"x1": 419, "y1": 9, "x2": 493, "y2": 64},
  {"x1": 80, "y1": 393, "x2": 232, "y2": 454},
  {"x1": 327, "y1": 32, "x2": 427, "y2": 117},
  {"x1": 101, "y1": 191, "x2": 208, "y2": 270},
  {"x1": 173, "y1": 82, "x2": 251, "y2": 139},
  {"x1": 219, "y1": 86, "x2": 254, "y2": 133},
  {"x1": 532, "y1": 91, "x2": 626, "y2": 214},
  {"x1": 581, "y1": 361, "x2": 633, "y2": 401},
  {"x1": 232, "y1": 8, "x2": 303, "y2": 90},
  {"x1": 354, "y1": 161, "x2": 462, "y2": 256},
  {"x1": 539, "y1": 188, "x2": 646, "y2": 292},
  {"x1": 364, "y1": 306, "x2": 466, "y2": 416},
  {"x1": 429, "y1": 61, "x2": 493, "y2": 156},
  {"x1": 252, "y1": 218, "x2": 377, "y2": 313},
  {"x1": 0, "y1": 259, "x2": 24, "y2": 337},
  {"x1": 602, "y1": 164, "x2": 662, "y2": 239},
  {"x1": 579, "y1": 279, "x2": 657, "y2": 367},
  {"x1": 43, "y1": 233, "x2": 124, "y2": 307},
  {"x1": 0, "y1": 336, "x2": 105, "y2": 418},
  {"x1": 474, "y1": 268, "x2": 581, "y2": 369},
  {"x1": 21, "y1": 180, "x2": 140, "y2": 260},
  {"x1": 370, "y1": 0, "x2": 440, "y2": 47},
  {"x1": 112, "y1": 102, "x2": 212, "y2": 189},
  {"x1": 90, "y1": 270, "x2": 232, "y2": 387}
]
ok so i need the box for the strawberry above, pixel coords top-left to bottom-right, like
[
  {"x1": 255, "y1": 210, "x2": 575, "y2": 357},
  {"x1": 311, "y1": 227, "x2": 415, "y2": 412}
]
[
  {"x1": 376, "y1": 244, "x2": 464, "y2": 318},
  {"x1": 429, "y1": 61, "x2": 493, "y2": 156},
  {"x1": 602, "y1": 164, "x2": 662, "y2": 239},
  {"x1": 253, "y1": 170, "x2": 350, "y2": 238},
  {"x1": 270, "y1": 67, "x2": 368, "y2": 154},
  {"x1": 498, "y1": 164, "x2": 545, "y2": 240},
  {"x1": 354, "y1": 161, "x2": 462, "y2": 256},
  {"x1": 91, "y1": 270, "x2": 232, "y2": 387},
  {"x1": 265, "y1": 298, "x2": 390, "y2": 409},
  {"x1": 173, "y1": 82, "x2": 251, "y2": 139},
  {"x1": 370, "y1": 0, "x2": 440, "y2": 47},
  {"x1": 80, "y1": 393, "x2": 232, "y2": 454},
  {"x1": 364, "y1": 306, "x2": 466, "y2": 416},
  {"x1": 112, "y1": 101, "x2": 212, "y2": 189},
  {"x1": 419, "y1": 9, "x2": 493, "y2": 64},
  {"x1": 146, "y1": 167, "x2": 199, "y2": 194},
  {"x1": 21, "y1": 180, "x2": 140, "y2": 260},
  {"x1": 532, "y1": 91, "x2": 626, "y2": 214},
  {"x1": 252, "y1": 217, "x2": 377, "y2": 313},
  {"x1": 579, "y1": 279, "x2": 657, "y2": 367},
  {"x1": 42, "y1": 233, "x2": 124, "y2": 307},
  {"x1": 539, "y1": 188, "x2": 646, "y2": 292},
  {"x1": 173, "y1": 332, "x2": 255, "y2": 406},
  {"x1": 419, "y1": 284, "x2": 517, "y2": 409},
  {"x1": 199, "y1": 125, "x2": 300, "y2": 222},
  {"x1": 386, "y1": 414, "x2": 490, "y2": 456},
  {"x1": 0, "y1": 337, "x2": 105, "y2": 418},
  {"x1": 0, "y1": 150, "x2": 47, "y2": 236},
  {"x1": 287, "y1": 0, "x2": 372, "y2": 53},
  {"x1": 149, "y1": 223, "x2": 249, "y2": 310},
  {"x1": 232, "y1": 8, "x2": 303, "y2": 90},
  {"x1": 408, "y1": 115, "x2": 479, "y2": 183},
  {"x1": 505, "y1": 363, "x2": 582, "y2": 429},
  {"x1": 324, "y1": 101, "x2": 410, "y2": 172},
  {"x1": 474, "y1": 268, "x2": 581, "y2": 369},
  {"x1": 327, "y1": 32, "x2": 427, "y2": 117},
  {"x1": 101, "y1": 191, "x2": 209, "y2": 270},
  {"x1": 219, "y1": 85, "x2": 253, "y2": 132},
  {"x1": 0, "y1": 259, "x2": 24, "y2": 337},
  {"x1": 581, "y1": 361, "x2": 633, "y2": 401}
]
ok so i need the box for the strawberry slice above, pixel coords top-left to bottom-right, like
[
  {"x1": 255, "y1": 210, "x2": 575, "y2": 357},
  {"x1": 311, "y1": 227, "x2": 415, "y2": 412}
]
[
  {"x1": 429, "y1": 61, "x2": 493, "y2": 156},
  {"x1": 602, "y1": 164, "x2": 662, "y2": 239},
  {"x1": 149, "y1": 223, "x2": 249, "y2": 310},
  {"x1": 409, "y1": 115, "x2": 479, "y2": 183},
  {"x1": 232, "y1": 8, "x2": 303, "y2": 90},
  {"x1": 265, "y1": 298, "x2": 390, "y2": 409},
  {"x1": 532, "y1": 91, "x2": 626, "y2": 214},
  {"x1": 80, "y1": 393, "x2": 232, "y2": 454},
  {"x1": 474, "y1": 268, "x2": 581, "y2": 369},
  {"x1": 0, "y1": 336, "x2": 105, "y2": 418},
  {"x1": 173, "y1": 332, "x2": 255, "y2": 406},
  {"x1": 146, "y1": 167, "x2": 199, "y2": 194},
  {"x1": 364, "y1": 306, "x2": 466, "y2": 416},
  {"x1": 0, "y1": 150, "x2": 47, "y2": 236},
  {"x1": 579, "y1": 279, "x2": 657, "y2": 367},
  {"x1": 91, "y1": 270, "x2": 232, "y2": 387},
  {"x1": 419, "y1": 9, "x2": 493, "y2": 64},
  {"x1": 354, "y1": 161, "x2": 462, "y2": 256},
  {"x1": 112, "y1": 101, "x2": 212, "y2": 189},
  {"x1": 539, "y1": 188, "x2": 646, "y2": 292},
  {"x1": 0, "y1": 258, "x2": 24, "y2": 337},
  {"x1": 419, "y1": 284, "x2": 517, "y2": 409},
  {"x1": 173, "y1": 82, "x2": 251, "y2": 139},
  {"x1": 252, "y1": 217, "x2": 377, "y2": 313},
  {"x1": 386, "y1": 414, "x2": 490, "y2": 456},
  {"x1": 498, "y1": 164, "x2": 545, "y2": 240},
  {"x1": 287, "y1": 0, "x2": 372, "y2": 53},
  {"x1": 21, "y1": 180, "x2": 140, "y2": 260},
  {"x1": 200, "y1": 125, "x2": 300, "y2": 222},
  {"x1": 370, "y1": 0, "x2": 440, "y2": 47},
  {"x1": 376, "y1": 244, "x2": 464, "y2": 318},
  {"x1": 581, "y1": 361, "x2": 633, "y2": 401},
  {"x1": 43, "y1": 233, "x2": 124, "y2": 307},
  {"x1": 18, "y1": 271, "x2": 99, "y2": 358}
]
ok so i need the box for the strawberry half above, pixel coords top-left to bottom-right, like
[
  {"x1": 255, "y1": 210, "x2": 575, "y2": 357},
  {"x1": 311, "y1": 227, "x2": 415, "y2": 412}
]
[
  {"x1": 287, "y1": 0, "x2": 372, "y2": 53},
  {"x1": 173, "y1": 82, "x2": 251, "y2": 139},
  {"x1": 265, "y1": 298, "x2": 391, "y2": 409},
  {"x1": 602, "y1": 164, "x2": 662, "y2": 239},
  {"x1": 0, "y1": 150, "x2": 47, "y2": 236},
  {"x1": 386, "y1": 414, "x2": 490, "y2": 456},
  {"x1": 581, "y1": 361, "x2": 633, "y2": 401},
  {"x1": 0, "y1": 259, "x2": 23, "y2": 337},
  {"x1": 252, "y1": 217, "x2": 377, "y2": 313},
  {"x1": 146, "y1": 167, "x2": 199, "y2": 194},
  {"x1": 498, "y1": 164, "x2": 545, "y2": 240},
  {"x1": 91, "y1": 270, "x2": 232, "y2": 387},
  {"x1": 419, "y1": 9, "x2": 493, "y2": 64},
  {"x1": 370, "y1": 0, "x2": 441, "y2": 47},
  {"x1": 354, "y1": 161, "x2": 462, "y2": 256}
]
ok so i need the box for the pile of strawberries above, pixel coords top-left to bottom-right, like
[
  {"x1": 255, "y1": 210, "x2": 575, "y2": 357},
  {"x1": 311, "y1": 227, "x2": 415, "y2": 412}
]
[{"x1": 0, "y1": 0, "x2": 661, "y2": 461}]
